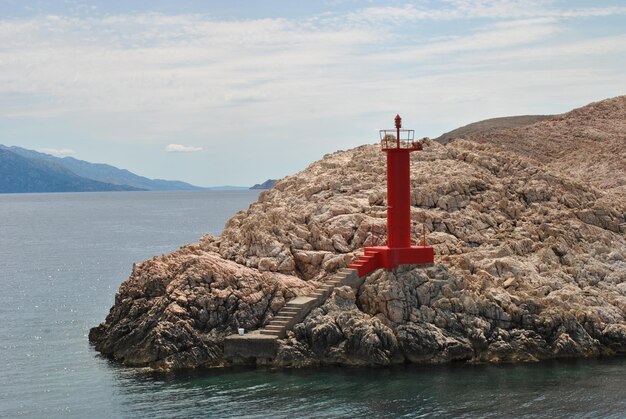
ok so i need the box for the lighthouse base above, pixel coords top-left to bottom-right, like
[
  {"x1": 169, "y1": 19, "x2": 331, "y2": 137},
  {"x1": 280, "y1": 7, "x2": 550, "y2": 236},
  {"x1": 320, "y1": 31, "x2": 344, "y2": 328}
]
[{"x1": 348, "y1": 245, "x2": 434, "y2": 278}]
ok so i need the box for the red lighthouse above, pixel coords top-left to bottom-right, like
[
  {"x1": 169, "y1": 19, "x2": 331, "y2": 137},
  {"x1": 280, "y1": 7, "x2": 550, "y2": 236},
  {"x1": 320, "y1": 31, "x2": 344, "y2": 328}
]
[{"x1": 349, "y1": 115, "x2": 434, "y2": 277}]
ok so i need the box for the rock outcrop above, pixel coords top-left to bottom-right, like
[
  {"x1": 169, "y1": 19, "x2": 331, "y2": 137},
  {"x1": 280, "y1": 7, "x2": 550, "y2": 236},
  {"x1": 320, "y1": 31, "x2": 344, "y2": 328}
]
[
  {"x1": 90, "y1": 96, "x2": 626, "y2": 370},
  {"x1": 89, "y1": 246, "x2": 315, "y2": 369}
]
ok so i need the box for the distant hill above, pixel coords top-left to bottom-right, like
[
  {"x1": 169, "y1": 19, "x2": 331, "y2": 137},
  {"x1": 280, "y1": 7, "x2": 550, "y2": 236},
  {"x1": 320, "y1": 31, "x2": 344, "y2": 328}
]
[
  {"x1": 433, "y1": 115, "x2": 554, "y2": 145},
  {"x1": 2, "y1": 145, "x2": 202, "y2": 191},
  {"x1": 0, "y1": 148, "x2": 142, "y2": 193},
  {"x1": 250, "y1": 179, "x2": 277, "y2": 190},
  {"x1": 442, "y1": 95, "x2": 626, "y2": 195}
]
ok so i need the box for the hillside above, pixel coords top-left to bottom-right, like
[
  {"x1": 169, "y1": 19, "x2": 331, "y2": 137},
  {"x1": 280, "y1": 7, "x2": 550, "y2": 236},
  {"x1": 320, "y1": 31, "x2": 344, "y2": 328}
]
[
  {"x1": 90, "y1": 96, "x2": 626, "y2": 370},
  {"x1": 434, "y1": 115, "x2": 554, "y2": 145},
  {"x1": 437, "y1": 95, "x2": 626, "y2": 196},
  {"x1": 0, "y1": 148, "x2": 141, "y2": 193},
  {"x1": 2, "y1": 145, "x2": 202, "y2": 191}
]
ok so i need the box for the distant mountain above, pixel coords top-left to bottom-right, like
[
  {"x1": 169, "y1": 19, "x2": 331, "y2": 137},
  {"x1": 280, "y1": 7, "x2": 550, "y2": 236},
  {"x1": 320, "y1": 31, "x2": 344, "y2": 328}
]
[
  {"x1": 2, "y1": 145, "x2": 202, "y2": 191},
  {"x1": 0, "y1": 148, "x2": 142, "y2": 193},
  {"x1": 250, "y1": 179, "x2": 277, "y2": 190},
  {"x1": 433, "y1": 115, "x2": 554, "y2": 145}
]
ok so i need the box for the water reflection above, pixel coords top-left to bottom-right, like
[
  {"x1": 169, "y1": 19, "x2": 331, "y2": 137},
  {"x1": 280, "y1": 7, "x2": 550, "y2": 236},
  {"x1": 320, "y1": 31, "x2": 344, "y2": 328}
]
[{"x1": 109, "y1": 358, "x2": 626, "y2": 418}]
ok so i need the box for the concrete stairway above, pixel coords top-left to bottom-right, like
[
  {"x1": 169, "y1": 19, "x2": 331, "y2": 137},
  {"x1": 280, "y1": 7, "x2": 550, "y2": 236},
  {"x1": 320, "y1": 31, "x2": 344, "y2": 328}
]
[
  {"x1": 223, "y1": 267, "x2": 362, "y2": 361},
  {"x1": 258, "y1": 268, "x2": 359, "y2": 338},
  {"x1": 258, "y1": 295, "x2": 318, "y2": 339}
]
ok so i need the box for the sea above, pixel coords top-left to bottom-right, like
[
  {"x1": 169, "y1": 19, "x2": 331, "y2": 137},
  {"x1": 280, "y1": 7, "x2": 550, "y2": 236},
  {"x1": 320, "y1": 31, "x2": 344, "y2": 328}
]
[{"x1": 0, "y1": 190, "x2": 625, "y2": 418}]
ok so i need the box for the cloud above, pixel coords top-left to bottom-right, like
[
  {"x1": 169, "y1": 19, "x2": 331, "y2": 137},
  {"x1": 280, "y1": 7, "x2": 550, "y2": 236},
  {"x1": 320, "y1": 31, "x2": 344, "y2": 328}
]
[
  {"x1": 1, "y1": 3, "x2": 625, "y2": 185},
  {"x1": 165, "y1": 144, "x2": 203, "y2": 153},
  {"x1": 347, "y1": 1, "x2": 626, "y2": 23},
  {"x1": 0, "y1": 4, "x2": 623, "y2": 120},
  {"x1": 37, "y1": 147, "x2": 75, "y2": 156}
]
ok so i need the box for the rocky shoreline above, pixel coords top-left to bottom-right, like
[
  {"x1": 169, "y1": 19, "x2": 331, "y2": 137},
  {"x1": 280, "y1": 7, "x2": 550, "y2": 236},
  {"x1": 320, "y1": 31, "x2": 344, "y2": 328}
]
[{"x1": 90, "y1": 96, "x2": 626, "y2": 370}]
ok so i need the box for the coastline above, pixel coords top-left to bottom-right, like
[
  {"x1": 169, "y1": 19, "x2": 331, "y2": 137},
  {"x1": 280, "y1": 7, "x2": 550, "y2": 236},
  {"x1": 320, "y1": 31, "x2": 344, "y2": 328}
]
[{"x1": 90, "y1": 120, "x2": 626, "y2": 370}]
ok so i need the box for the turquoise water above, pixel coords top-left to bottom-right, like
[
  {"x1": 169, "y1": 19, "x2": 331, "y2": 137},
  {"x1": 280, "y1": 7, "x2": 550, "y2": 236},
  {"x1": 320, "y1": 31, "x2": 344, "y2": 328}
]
[{"x1": 0, "y1": 191, "x2": 625, "y2": 418}]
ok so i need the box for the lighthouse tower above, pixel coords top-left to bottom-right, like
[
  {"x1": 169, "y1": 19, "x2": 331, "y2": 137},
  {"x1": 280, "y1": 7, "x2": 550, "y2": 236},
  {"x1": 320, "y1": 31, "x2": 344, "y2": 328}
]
[{"x1": 348, "y1": 115, "x2": 434, "y2": 277}]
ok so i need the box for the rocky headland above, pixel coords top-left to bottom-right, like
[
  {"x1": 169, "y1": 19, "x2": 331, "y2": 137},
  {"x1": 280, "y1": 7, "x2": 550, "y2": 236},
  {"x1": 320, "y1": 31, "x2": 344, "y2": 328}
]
[{"x1": 90, "y1": 96, "x2": 626, "y2": 370}]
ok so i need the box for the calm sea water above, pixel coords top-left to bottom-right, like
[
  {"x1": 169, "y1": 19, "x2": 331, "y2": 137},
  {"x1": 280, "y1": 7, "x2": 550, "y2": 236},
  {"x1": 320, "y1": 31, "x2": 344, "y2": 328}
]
[{"x1": 1, "y1": 191, "x2": 625, "y2": 418}]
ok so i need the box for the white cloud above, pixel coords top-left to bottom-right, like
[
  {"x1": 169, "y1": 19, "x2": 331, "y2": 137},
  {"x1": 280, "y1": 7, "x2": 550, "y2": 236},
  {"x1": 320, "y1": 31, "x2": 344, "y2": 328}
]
[
  {"x1": 364, "y1": 18, "x2": 561, "y2": 64},
  {"x1": 348, "y1": 1, "x2": 626, "y2": 23},
  {"x1": 165, "y1": 144, "x2": 203, "y2": 153},
  {"x1": 0, "y1": 3, "x2": 624, "y2": 185},
  {"x1": 37, "y1": 147, "x2": 76, "y2": 156},
  {"x1": 0, "y1": 4, "x2": 622, "y2": 121}
]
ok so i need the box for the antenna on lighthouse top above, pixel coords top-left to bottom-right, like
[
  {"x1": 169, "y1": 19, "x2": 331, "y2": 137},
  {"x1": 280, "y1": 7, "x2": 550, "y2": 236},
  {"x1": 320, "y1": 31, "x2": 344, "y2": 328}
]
[
  {"x1": 395, "y1": 114, "x2": 402, "y2": 147},
  {"x1": 379, "y1": 115, "x2": 421, "y2": 151}
]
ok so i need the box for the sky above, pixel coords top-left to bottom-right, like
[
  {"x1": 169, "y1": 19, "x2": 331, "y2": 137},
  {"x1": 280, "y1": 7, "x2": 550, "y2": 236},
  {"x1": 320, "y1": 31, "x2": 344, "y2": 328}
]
[{"x1": 1, "y1": 1, "x2": 625, "y2": 187}]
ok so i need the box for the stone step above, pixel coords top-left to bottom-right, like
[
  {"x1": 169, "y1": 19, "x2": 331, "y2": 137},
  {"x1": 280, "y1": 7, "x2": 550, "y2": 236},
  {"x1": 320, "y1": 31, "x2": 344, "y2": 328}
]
[
  {"x1": 277, "y1": 314, "x2": 298, "y2": 320},
  {"x1": 286, "y1": 296, "x2": 317, "y2": 306},
  {"x1": 271, "y1": 315, "x2": 293, "y2": 321},
  {"x1": 280, "y1": 307, "x2": 302, "y2": 316},
  {"x1": 285, "y1": 301, "x2": 307, "y2": 306},
  {"x1": 312, "y1": 289, "x2": 331, "y2": 295},
  {"x1": 269, "y1": 320, "x2": 290, "y2": 327},
  {"x1": 279, "y1": 311, "x2": 299, "y2": 317},
  {"x1": 260, "y1": 329, "x2": 283, "y2": 337},
  {"x1": 273, "y1": 315, "x2": 293, "y2": 322},
  {"x1": 259, "y1": 326, "x2": 285, "y2": 334},
  {"x1": 350, "y1": 260, "x2": 369, "y2": 266},
  {"x1": 280, "y1": 307, "x2": 300, "y2": 312},
  {"x1": 286, "y1": 301, "x2": 310, "y2": 308},
  {"x1": 264, "y1": 325, "x2": 284, "y2": 331}
]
